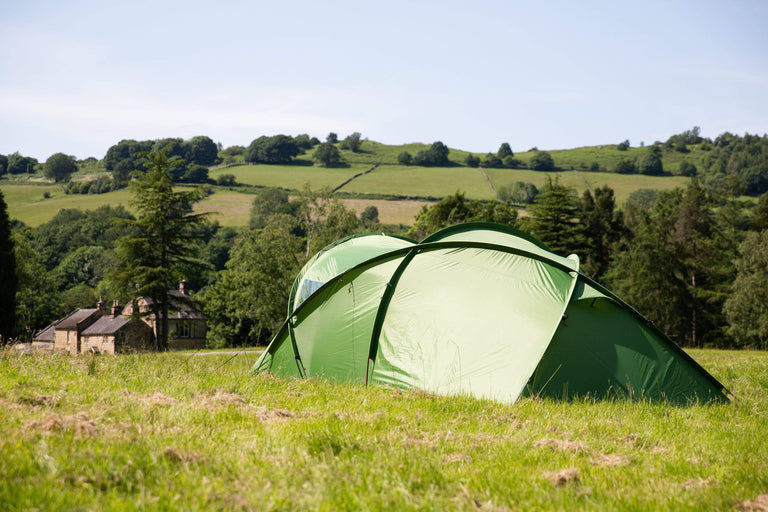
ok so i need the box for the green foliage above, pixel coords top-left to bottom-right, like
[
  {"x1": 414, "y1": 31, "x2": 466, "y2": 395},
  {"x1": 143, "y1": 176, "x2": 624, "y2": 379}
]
[
  {"x1": 326, "y1": 132, "x2": 338, "y2": 143},
  {"x1": 528, "y1": 151, "x2": 555, "y2": 171},
  {"x1": 202, "y1": 187, "x2": 361, "y2": 346},
  {"x1": 312, "y1": 142, "x2": 344, "y2": 167},
  {"x1": 679, "y1": 160, "x2": 697, "y2": 177},
  {"x1": 0, "y1": 154, "x2": 7, "y2": 175},
  {"x1": 249, "y1": 187, "x2": 299, "y2": 230},
  {"x1": 464, "y1": 154, "x2": 480, "y2": 167},
  {"x1": 724, "y1": 230, "x2": 768, "y2": 348},
  {"x1": 0, "y1": 191, "x2": 16, "y2": 340},
  {"x1": 216, "y1": 174, "x2": 237, "y2": 186},
  {"x1": 497, "y1": 181, "x2": 539, "y2": 205},
  {"x1": 615, "y1": 158, "x2": 637, "y2": 174},
  {"x1": 185, "y1": 135, "x2": 218, "y2": 166},
  {"x1": 607, "y1": 180, "x2": 731, "y2": 346},
  {"x1": 10, "y1": 232, "x2": 61, "y2": 340},
  {"x1": 30, "y1": 205, "x2": 134, "y2": 271},
  {"x1": 201, "y1": 214, "x2": 304, "y2": 347},
  {"x1": 617, "y1": 140, "x2": 630, "y2": 151},
  {"x1": 521, "y1": 177, "x2": 581, "y2": 255},
  {"x1": 497, "y1": 142, "x2": 513, "y2": 159},
  {"x1": 109, "y1": 150, "x2": 210, "y2": 350},
  {"x1": 397, "y1": 151, "x2": 413, "y2": 165},
  {"x1": 704, "y1": 133, "x2": 768, "y2": 195},
  {"x1": 578, "y1": 186, "x2": 626, "y2": 281},
  {"x1": 406, "y1": 192, "x2": 518, "y2": 239},
  {"x1": 482, "y1": 153, "x2": 503, "y2": 168},
  {"x1": 340, "y1": 132, "x2": 362, "y2": 152},
  {"x1": 503, "y1": 155, "x2": 522, "y2": 168},
  {"x1": 638, "y1": 147, "x2": 664, "y2": 175},
  {"x1": 43, "y1": 153, "x2": 77, "y2": 183},
  {"x1": 413, "y1": 141, "x2": 450, "y2": 167},
  {"x1": 245, "y1": 135, "x2": 301, "y2": 164},
  {"x1": 6, "y1": 153, "x2": 39, "y2": 175},
  {"x1": 360, "y1": 205, "x2": 379, "y2": 227},
  {"x1": 64, "y1": 175, "x2": 119, "y2": 195}
]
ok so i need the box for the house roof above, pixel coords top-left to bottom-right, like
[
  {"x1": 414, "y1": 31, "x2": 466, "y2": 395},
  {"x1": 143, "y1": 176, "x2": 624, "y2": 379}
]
[
  {"x1": 81, "y1": 315, "x2": 134, "y2": 335},
  {"x1": 33, "y1": 321, "x2": 59, "y2": 341},
  {"x1": 55, "y1": 308, "x2": 100, "y2": 330}
]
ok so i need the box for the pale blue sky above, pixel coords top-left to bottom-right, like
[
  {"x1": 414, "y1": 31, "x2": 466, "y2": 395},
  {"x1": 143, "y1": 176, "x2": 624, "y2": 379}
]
[{"x1": 1, "y1": 0, "x2": 766, "y2": 160}]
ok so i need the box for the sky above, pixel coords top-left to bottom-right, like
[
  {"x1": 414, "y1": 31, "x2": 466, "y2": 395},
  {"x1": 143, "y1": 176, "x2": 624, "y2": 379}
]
[{"x1": 1, "y1": 0, "x2": 767, "y2": 161}]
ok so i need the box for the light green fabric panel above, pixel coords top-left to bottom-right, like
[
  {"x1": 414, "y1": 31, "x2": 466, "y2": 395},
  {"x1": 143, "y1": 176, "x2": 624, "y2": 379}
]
[
  {"x1": 372, "y1": 247, "x2": 574, "y2": 403},
  {"x1": 291, "y1": 257, "x2": 404, "y2": 383},
  {"x1": 528, "y1": 287, "x2": 728, "y2": 403},
  {"x1": 291, "y1": 235, "x2": 414, "y2": 313},
  {"x1": 255, "y1": 327, "x2": 300, "y2": 378},
  {"x1": 423, "y1": 225, "x2": 578, "y2": 273}
]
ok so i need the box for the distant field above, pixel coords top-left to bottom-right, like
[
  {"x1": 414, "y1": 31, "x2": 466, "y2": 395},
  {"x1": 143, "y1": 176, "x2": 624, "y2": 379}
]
[
  {"x1": 1, "y1": 162, "x2": 693, "y2": 228},
  {"x1": 340, "y1": 165, "x2": 495, "y2": 199},
  {"x1": 209, "y1": 164, "x2": 370, "y2": 190},
  {"x1": 486, "y1": 169, "x2": 691, "y2": 204},
  {"x1": 0, "y1": 184, "x2": 134, "y2": 227},
  {"x1": 193, "y1": 191, "x2": 431, "y2": 227}
]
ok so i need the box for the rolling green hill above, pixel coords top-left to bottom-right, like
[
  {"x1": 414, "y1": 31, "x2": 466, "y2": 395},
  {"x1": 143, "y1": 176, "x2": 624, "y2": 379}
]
[{"x1": 2, "y1": 138, "x2": 706, "y2": 228}]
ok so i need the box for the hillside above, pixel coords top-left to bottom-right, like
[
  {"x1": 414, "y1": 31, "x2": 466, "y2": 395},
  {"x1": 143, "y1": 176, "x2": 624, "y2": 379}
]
[{"x1": 0, "y1": 137, "x2": 717, "y2": 227}]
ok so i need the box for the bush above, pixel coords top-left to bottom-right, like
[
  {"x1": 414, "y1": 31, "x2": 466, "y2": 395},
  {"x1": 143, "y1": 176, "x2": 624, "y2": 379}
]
[
  {"x1": 216, "y1": 174, "x2": 237, "y2": 186},
  {"x1": 398, "y1": 152, "x2": 413, "y2": 165},
  {"x1": 679, "y1": 161, "x2": 697, "y2": 177},
  {"x1": 503, "y1": 156, "x2": 522, "y2": 168},
  {"x1": 615, "y1": 159, "x2": 637, "y2": 174},
  {"x1": 482, "y1": 154, "x2": 502, "y2": 168},
  {"x1": 529, "y1": 151, "x2": 555, "y2": 171},
  {"x1": 465, "y1": 154, "x2": 480, "y2": 168}
]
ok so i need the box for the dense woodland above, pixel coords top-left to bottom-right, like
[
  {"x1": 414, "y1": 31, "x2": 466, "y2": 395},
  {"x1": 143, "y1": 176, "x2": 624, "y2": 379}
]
[{"x1": 2, "y1": 129, "x2": 768, "y2": 350}]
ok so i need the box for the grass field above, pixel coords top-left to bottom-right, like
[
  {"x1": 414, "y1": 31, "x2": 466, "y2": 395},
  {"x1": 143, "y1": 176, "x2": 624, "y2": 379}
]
[
  {"x1": 0, "y1": 348, "x2": 765, "y2": 511},
  {"x1": 208, "y1": 164, "x2": 370, "y2": 190}
]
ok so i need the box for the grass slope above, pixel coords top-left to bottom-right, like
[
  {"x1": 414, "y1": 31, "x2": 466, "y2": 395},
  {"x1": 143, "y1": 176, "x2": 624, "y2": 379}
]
[
  {"x1": 0, "y1": 349, "x2": 765, "y2": 511},
  {"x1": 2, "y1": 139, "x2": 708, "y2": 228}
]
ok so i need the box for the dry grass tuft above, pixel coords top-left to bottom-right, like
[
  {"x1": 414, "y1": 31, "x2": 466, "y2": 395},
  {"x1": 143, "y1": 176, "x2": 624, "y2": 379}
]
[
  {"x1": 682, "y1": 477, "x2": 715, "y2": 490},
  {"x1": 534, "y1": 437, "x2": 586, "y2": 453},
  {"x1": 740, "y1": 494, "x2": 768, "y2": 511},
  {"x1": 543, "y1": 468, "x2": 580, "y2": 487},
  {"x1": 589, "y1": 453, "x2": 631, "y2": 467},
  {"x1": 198, "y1": 392, "x2": 246, "y2": 410},
  {"x1": 253, "y1": 406, "x2": 295, "y2": 423},
  {"x1": 141, "y1": 392, "x2": 178, "y2": 406},
  {"x1": 26, "y1": 413, "x2": 98, "y2": 437},
  {"x1": 162, "y1": 446, "x2": 199, "y2": 464},
  {"x1": 18, "y1": 394, "x2": 57, "y2": 408}
]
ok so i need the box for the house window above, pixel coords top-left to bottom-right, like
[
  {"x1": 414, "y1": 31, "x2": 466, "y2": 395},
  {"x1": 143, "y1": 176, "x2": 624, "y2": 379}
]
[{"x1": 173, "y1": 322, "x2": 195, "y2": 338}]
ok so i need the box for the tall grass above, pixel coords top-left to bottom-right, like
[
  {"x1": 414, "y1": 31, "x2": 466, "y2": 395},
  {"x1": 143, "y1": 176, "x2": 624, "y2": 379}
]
[{"x1": 1, "y1": 349, "x2": 766, "y2": 510}]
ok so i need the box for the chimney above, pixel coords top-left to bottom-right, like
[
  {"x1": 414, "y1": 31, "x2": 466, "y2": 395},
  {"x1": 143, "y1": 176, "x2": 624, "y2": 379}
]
[
  {"x1": 97, "y1": 296, "x2": 106, "y2": 312},
  {"x1": 112, "y1": 299, "x2": 121, "y2": 317},
  {"x1": 179, "y1": 281, "x2": 189, "y2": 295}
]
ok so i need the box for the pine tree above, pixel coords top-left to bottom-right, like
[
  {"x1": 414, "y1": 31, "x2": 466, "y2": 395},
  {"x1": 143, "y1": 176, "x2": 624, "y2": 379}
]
[
  {"x1": 524, "y1": 177, "x2": 582, "y2": 256},
  {"x1": 110, "y1": 150, "x2": 209, "y2": 350},
  {"x1": 0, "y1": 191, "x2": 17, "y2": 341},
  {"x1": 578, "y1": 185, "x2": 626, "y2": 281}
]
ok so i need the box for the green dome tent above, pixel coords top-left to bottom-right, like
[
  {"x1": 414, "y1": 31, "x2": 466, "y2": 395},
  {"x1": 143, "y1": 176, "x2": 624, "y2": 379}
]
[{"x1": 252, "y1": 223, "x2": 729, "y2": 404}]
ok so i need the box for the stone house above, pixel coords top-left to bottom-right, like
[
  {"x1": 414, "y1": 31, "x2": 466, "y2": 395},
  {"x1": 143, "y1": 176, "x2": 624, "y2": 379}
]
[
  {"x1": 33, "y1": 283, "x2": 206, "y2": 353},
  {"x1": 122, "y1": 282, "x2": 207, "y2": 351}
]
